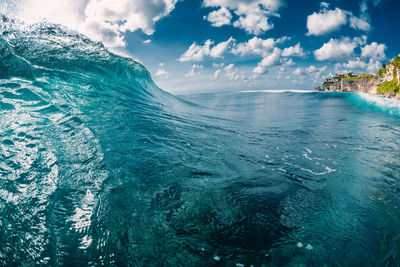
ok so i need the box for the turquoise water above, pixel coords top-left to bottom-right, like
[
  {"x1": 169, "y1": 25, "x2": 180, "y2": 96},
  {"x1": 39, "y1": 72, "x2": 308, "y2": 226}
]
[{"x1": 2, "y1": 17, "x2": 400, "y2": 266}]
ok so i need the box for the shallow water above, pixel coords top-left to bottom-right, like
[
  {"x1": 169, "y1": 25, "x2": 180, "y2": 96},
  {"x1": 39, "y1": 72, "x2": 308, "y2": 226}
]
[{"x1": 2, "y1": 18, "x2": 400, "y2": 266}]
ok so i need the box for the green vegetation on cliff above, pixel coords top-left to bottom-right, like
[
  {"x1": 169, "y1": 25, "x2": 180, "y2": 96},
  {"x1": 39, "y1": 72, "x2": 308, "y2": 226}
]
[
  {"x1": 393, "y1": 56, "x2": 400, "y2": 68},
  {"x1": 378, "y1": 56, "x2": 400, "y2": 77},
  {"x1": 377, "y1": 80, "x2": 399, "y2": 95},
  {"x1": 342, "y1": 74, "x2": 374, "y2": 82},
  {"x1": 377, "y1": 67, "x2": 399, "y2": 95},
  {"x1": 377, "y1": 67, "x2": 387, "y2": 77}
]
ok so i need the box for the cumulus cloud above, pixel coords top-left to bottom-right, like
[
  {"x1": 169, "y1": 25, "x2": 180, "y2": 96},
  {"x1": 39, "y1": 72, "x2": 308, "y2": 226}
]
[
  {"x1": 223, "y1": 64, "x2": 239, "y2": 80},
  {"x1": 178, "y1": 37, "x2": 235, "y2": 62},
  {"x1": 178, "y1": 40, "x2": 213, "y2": 62},
  {"x1": 185, "y1": 64, "x2": 204, "y2": 77},
  {"x1": 5, "y1": 0, "x2": 179, "y2": 48},
  {"x1": 210, "y1": 37, "x2": 236, "y2": 58},
  {"x1": 253, "y1": 47, "x2": 282, "y2": 74},
  {"x1": 306, "y1": 5, "x2": 371, "y2": 36},
  {"x1": 213, "y1": 63, "x2": 244, "y2": 80},
  {"x1": 292, "y1": 65, "x2": 327, "y2": 83},
  {"x1": 156, "y1": 64, "x2": 169, "y2": 79},
  {"x1": 335, "y1": 58, "x2": 381, "y2": 74},
  {"x1": 306, "y1": 7, "x2": 348, "y2": 36},
  {"x1": 284, "y1": 58, "x2": 295, "y2": 66},
  {"x1": 213, "y1": 62, "x2": 225, "y2": 68},
  {"x1": 361, "y1": 42, "x2": 387, "y2": 60},
  {"x1": 320, "y1": 2, "x2": 330, "y2": 8},
  {"x1": 332, "y1": 41, "x2": 386, "y2": 74},
  {"x1": 314, "y1": 37, "x2": 366, "y2": 61},
  {"x1": 281, "y1": 43, "x2": 306, "y2": 57},
  {"x1": 232, "y1": 36, "x2": 288, "y2": 57},
  {"x1": 214, "y1": 69, "x2": 222, "y2": 79},
  {"x1": 204, "y1": 7, "x2": 232, "y2": 27},
  {"x1": 364, "y1": 59, "x2": 382, "y2": 73},
  {"x1": 293, "y1": 68, "x2": 305, "y2": 76},
  {"x1": 336, "y1": 59, "x2": 367, "y2": 70},
  {"x1": 203, "y1": 0, "x2": 284, "y2": 35},
  {"x1": 349, "y1": 16, "x2": 371, "y2": 31},
  {"x1": 250, "y1": 41, "x2": 304, "y2": 75}
]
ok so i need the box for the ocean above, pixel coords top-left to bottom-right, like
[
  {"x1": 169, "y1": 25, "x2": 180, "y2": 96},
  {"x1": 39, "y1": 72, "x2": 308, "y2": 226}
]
[{"x1": 2, "y1": 18, "x2": 400, "y2": 266}]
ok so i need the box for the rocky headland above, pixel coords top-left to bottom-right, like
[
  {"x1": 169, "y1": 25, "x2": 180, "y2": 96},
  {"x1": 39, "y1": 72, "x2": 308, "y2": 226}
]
[{"x1": 316, "y1": 56, "x2": 400, "y2": 99}]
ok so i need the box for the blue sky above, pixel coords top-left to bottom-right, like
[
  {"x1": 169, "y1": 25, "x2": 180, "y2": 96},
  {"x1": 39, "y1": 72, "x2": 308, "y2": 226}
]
[{"x1": 2, "y1": 0, "x2": 400, "y2": 94}]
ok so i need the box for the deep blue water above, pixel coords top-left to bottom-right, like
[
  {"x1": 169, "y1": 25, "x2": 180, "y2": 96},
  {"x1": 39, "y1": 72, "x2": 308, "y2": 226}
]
[{"x1": 2, "y1": 17, "x2": 400, "y2": 266}]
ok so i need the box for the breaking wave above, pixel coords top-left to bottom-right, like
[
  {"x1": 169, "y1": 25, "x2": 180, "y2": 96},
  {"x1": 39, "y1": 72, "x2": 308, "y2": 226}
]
[{"x1": 2, "y1": 16, "x2": 400, "y2": 266}]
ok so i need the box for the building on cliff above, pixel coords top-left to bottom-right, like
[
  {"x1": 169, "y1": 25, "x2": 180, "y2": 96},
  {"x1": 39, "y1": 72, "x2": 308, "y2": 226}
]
[{"x1": 317, "y1": 56, "x2": 400, "y2": 98}]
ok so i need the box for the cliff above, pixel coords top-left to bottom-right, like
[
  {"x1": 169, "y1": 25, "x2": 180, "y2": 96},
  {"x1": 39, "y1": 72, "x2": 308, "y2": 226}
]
[{"x1": 317, "y1": 56, "x2": 400, "y2": 98}]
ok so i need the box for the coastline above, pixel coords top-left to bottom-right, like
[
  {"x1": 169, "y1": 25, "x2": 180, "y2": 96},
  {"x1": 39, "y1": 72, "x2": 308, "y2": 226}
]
[{"x1": 316, "y1": 56, "x2": 400, "y2": 99}]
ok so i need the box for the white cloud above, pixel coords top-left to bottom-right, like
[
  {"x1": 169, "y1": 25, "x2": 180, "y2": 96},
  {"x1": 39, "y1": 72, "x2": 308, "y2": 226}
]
[
  {"x1": 337, "y1": 59, "x2": 368, "y2": 70},
  {"x1": 213, "y1": 62, "x2": 225, "y2": 68},
  {"x1": 349, "y1": 16, "x2": 371, "y2": 31},
  {"x1": 213, "y1": 63, "x2": 245, "y2": 80},
  {"x1": 156, "y1": 68, "x2": 169, "y2": 79},
  {"x1": 365, "y1": 59, "x2": 383, "y2": 73},
  {"x1": 253, "y1": 47, "x2": 282, "y2": 74},
  {"x1": 7, "y1": 0, "x2": 179, "y2": 48},
  {"x1": 143, "y1": 39, "x2": 152, "y2": 44},
  {"x1": 360, "y1": 0, "x2": 384, "y2": 13},
  {"x1": 210, "y1": 37, "x2": 235, "y2": 58},
  {"x1": 314, "y1": 37, "x2": 365, "y2": 61},
  {"x1": 332, "y1": 41, "x2": 386, "y2": 75},
  {"x1": 306, "y1": 65, "x2": 317, "y2": 72},
  {"x1": 320, "y1": 2, "x2": 330, "y2": 8},
  {"x1": 284, "y1": 58, "x2": 295, "y2": 66},
  {"x1": 232, "y1": 36, "x2": 288, "y2": 57},
  {"x1": 178, "y1": 40, "x2": 214, "y2": 62},
  {"x1": 335, "y1": 58, "x2": 381, "y2": 74},
  {"x1": 178, "y1": 37, "x2": 234, "y2": 62},
  {"x1": 223, "y1": 64, "x2": 244, "y2": 80},
  {"x1": 204, "y1": 7, "x2": 232, "y2": 27},
  {"x1": 281, "y1": 43, "x2": 306, "y2": 57},
  {"x1": 214, "y1": 69, "x2": 222, "y2": 79},
  {"x1": 233, "y1": 3, "x2": 275, "y2": 35},
  {"x1": 203, "y1": 0, "x2": 283, "y2": 12},
  {"x1": 224, "y1": 64, "x2": 235, "y2": 71},
  {"x1": 224, "y1": 64, "x2": 237, "y2": 80},
  {"x1": 306, "y1": 7, "x2": 348, "y2": 36},
  {"x1": 185, "y1": 64, "x2": 204, "y2": 77},
  {"x1": 292, "y1": 65, "x2": 327, "y2": 83},
  {"x1": 202, "y1": 0, "x2": 284, "y2": 35},
  {"x1": 293, "y1": 68, "x2": 305, "y2": 76},
  {"x1": 361, "y1": 42, "x2": 386, "y2": 60},
  {"x1": 306, "y1": 5, "x2": 371, "y2": 36}
]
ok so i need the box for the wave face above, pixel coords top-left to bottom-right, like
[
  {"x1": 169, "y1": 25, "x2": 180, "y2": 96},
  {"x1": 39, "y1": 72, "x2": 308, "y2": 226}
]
[{"x1": 2, "y1": 17, "x2": 400, "y2": 266}]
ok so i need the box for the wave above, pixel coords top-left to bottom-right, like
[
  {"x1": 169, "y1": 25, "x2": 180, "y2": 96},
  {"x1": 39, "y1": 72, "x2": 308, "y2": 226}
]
[
  {"x1": 0, "y1": 16, "x2": 189, "y2": 265},
  {"x1": 2, "y1": 15, "x2": 400, "y2": 266},
  {"x1": 282, "y1": 90, "x2": 400, "y2": 116},
  {"x1": 354, "y1": 92, "x2": 400, "y2": 114}
]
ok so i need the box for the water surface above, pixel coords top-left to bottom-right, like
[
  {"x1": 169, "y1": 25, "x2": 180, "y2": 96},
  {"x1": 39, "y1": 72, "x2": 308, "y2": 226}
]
[{"x1": 1, "y1": 17, "x2": 400, "y2": 266}]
